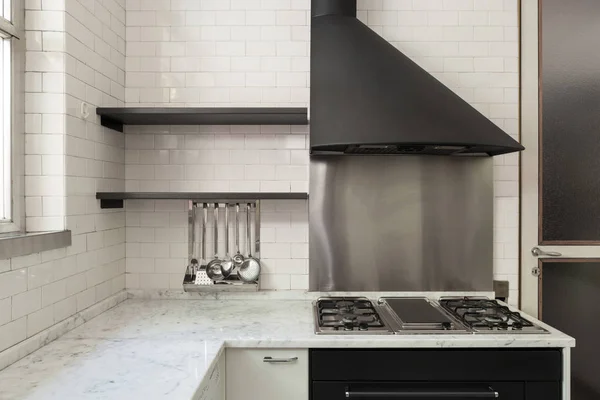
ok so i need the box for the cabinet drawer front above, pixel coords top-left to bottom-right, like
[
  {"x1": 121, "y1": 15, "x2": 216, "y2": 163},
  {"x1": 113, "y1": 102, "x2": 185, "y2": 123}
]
[
  {"x1": 226, "y1": 349, "x2": 308, "y2": 400},
  {"x1": 311, "y1": 349, "x2": 562, "y2": 381},
  {"x1": 313, "y1": 382, "x2": 525, "y2": 400}
]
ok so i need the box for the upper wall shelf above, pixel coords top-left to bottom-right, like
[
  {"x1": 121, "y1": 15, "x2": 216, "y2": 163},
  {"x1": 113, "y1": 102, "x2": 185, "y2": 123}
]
[
  {"x1": 96, "y1": 192, "x2": 309, "y2": 209},
  {"x1": 96, "y1": 107, "x2": 309, "y2": 132}
]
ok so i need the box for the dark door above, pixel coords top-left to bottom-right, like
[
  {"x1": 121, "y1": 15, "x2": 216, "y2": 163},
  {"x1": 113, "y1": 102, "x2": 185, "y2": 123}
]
[
  {"x1": 541, "y1": 261, "x2": 600, "y2": 399},
  {"x1": 532, "y1": 0, "x2": 600, "y2": 399}
]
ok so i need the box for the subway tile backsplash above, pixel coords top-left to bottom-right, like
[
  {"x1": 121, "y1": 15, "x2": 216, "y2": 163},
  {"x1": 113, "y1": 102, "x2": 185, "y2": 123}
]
[
  {"x1": 125, "y1": 125, "x2": 309, "y2": 193},
  {"x1": 126, "y1": 199, "x2": 308, "y2": 291},
  {"x1": 123, "y1": 0, "x2": 519, "y2": 304}
]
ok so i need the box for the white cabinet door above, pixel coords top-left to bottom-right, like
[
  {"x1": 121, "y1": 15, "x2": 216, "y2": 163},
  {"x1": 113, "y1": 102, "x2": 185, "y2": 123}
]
[{"x1": 226, "y1": 349, "x2": 308, "y2": 400}]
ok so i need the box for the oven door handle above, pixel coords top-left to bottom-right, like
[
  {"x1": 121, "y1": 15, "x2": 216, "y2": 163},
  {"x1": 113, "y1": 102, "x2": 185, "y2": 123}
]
[{"x1": 344, "y1": 389, "x2": 499, "y2": 398}]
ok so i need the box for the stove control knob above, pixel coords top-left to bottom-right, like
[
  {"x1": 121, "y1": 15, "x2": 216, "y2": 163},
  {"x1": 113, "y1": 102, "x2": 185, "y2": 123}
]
[
  {"x1": 344, "y1": 323, "x2": 354, "y2": 331},
  {"x1": 442, "y1": 322, "x2": 451, "y2": 330},
  {"x1": 358, "y1": 323, "x2": 369, "y2": 331}
]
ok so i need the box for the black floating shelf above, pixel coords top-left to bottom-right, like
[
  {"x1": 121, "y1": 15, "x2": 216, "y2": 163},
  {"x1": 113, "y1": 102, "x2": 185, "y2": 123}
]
[
  {"x1": 96, "y1": 192, "x2": 309, "y2": 209},
  {"x1": 96, "y1": 107, "x2": 309, "y2": 132}
]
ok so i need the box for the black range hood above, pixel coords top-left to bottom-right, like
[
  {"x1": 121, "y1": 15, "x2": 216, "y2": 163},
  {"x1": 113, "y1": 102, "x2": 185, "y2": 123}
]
[{"x1": 310, "y1": 0, "x2": 524, "y2": 156}]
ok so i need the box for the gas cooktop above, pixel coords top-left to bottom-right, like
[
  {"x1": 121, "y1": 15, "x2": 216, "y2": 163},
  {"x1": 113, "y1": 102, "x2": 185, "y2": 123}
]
[{"x1": 313, "y1": 296, "x2": 548, "y2": 335}]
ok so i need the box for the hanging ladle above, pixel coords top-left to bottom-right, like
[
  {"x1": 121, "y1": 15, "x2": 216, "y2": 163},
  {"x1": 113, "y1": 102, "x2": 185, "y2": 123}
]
[{"x1": 206, "y1": 203, "x2": 225, "y2": 281}]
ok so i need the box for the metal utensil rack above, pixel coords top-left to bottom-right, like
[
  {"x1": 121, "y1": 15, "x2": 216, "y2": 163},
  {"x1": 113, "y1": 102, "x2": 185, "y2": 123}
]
[{"x1": 183, "y1": 200, "x2": 261, "y2": 292}]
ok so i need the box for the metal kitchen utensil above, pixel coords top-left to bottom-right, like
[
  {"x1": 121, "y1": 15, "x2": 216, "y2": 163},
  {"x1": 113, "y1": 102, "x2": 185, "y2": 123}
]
[
  {"x1": 206, "y1": 204, "x2": 225, "y2": 281},
  {"x1": 220, "y1": 204, "x2": 234, "y2": 278},
  {"x1": 232, "y1": 203, "x2": 245, "y2": 267},
  {"x1": 194, "y1": 203, "x2": 212, "y2": 286},
  {"x1": 184, "y1": 203, "x2": 199, "y2": 283},
  {"x1": 239, "y1": 203, "x2": 261, "y2": 283}
]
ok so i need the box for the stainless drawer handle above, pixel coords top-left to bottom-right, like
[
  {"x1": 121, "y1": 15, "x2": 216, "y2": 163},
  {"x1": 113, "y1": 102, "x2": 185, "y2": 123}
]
[
  {"x1": 263, "y1": 356, "x2": 298, "y2": 363},
  {"x1": 345, "y1": 390, "x2": 499, "y2": 398}
]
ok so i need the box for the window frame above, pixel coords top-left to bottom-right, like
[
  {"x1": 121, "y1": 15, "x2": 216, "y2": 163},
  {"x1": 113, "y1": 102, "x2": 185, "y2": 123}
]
[{"x1": 0, "y1": 0, "x2": 22, "y2": 234}]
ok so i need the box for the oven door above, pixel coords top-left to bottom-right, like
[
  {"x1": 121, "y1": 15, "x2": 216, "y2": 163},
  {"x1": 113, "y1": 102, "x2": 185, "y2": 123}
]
[{"x1": 313, "y1": 382, "x2": 525, "y2": 399}]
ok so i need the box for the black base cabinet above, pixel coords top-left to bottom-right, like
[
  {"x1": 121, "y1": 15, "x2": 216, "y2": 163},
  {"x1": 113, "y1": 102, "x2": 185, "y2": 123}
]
[{"x1": 310, "y1": 349, "x2": 562, "y2": 400}]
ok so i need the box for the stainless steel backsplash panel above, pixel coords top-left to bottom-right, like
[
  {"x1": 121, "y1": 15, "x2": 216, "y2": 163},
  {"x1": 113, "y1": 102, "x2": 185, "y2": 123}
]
[{"x1": 309, "y1": 156, "x2": 493, "y2": 292}]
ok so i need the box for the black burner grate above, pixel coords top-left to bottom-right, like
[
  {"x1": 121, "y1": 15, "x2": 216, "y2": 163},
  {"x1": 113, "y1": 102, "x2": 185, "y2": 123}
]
[
  {"x1": 317, "y1": 298, "x2": 386, "y2": 331},
  {"x1": 440, "y1": 298, "x2": 534, "y2": 331}
]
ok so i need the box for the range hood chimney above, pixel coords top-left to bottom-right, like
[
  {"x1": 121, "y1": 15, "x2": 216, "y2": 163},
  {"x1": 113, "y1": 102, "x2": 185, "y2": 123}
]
[{"x1": 310, "y1": 0, "x2": 524, "y2": 156}]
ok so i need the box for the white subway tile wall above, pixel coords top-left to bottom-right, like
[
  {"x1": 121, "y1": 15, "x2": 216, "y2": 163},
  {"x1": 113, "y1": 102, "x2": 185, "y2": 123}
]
[
  {"x1": 125, "y1": 199, "x2": 308, "y2": 291},
  {"x1": 0, "y1": 0, "x2": 127, "y2": 368},
  {"x1": 125, "y1": 0, "x2": 311, "y2": 106},
  {"x1": 0, "y1": 0, "x2": 519, "y2": 370},
  {"x1": 125, "y1": 125, "x2": 309, "y2": 192},
  {"x1": 25, "y1": 0, "x2": 67, "y2": 232},
  {"x1": 123, "y1": 0, "x2": 519, "y2": 304},
  {"x1": 63, "y1": 0, "x2": 127, "y2": 329}
]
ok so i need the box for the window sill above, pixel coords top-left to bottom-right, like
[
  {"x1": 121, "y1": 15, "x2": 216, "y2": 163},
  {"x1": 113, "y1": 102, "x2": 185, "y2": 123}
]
[{"x1": 0, "y1": 230, "x2": 71, "y2": 260}]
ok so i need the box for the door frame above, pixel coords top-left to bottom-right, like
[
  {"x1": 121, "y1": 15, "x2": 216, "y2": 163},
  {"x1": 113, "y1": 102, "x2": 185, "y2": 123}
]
[
  {"x1": 520, "y1": 0, "x2": 540, "y2": 316},
  {"x1": 520, "y1": 0, "x2": 600, "y2": 316}
]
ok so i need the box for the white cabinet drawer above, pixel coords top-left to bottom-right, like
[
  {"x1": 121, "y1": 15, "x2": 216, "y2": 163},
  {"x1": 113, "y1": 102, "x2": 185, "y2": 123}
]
[{"x1": 226, "y1": 349, "x2": 308, "y2": 400}]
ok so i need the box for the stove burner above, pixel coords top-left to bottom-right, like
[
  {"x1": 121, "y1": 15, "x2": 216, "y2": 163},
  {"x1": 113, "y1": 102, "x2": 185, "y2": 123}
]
[
  {"x1": 439, "y1": 297, "x2": 539, "y2": 332},
  {"x1": 512, "y1": 322, "x2": 523, "y2": 330},
  {"x1": 466, "y1": 307, "x2": 486, "y2": 313},
  {"x1": 484, "y1": 315, "x2": 506, "y2": 323},
  {"x1": 315, "y1": 297, "x2": 390, "y2": 334},
  {"x1": 336, "y1": 301, "x2": 356, "y2": 314}
]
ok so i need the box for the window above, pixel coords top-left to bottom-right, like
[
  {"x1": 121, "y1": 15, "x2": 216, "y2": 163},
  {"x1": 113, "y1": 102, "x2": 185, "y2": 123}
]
[{"x1": 0, "y1": 0, "x2": 17, "y2": 224}]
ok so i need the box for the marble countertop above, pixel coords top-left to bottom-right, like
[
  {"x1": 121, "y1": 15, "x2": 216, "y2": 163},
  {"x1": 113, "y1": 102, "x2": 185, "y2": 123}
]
[
  {"x1": 0, "y1": 338, "x2": 224, "y2": 400},
  {"x1": 0, "y1": 297, "x2": 575, "y2": 400}
]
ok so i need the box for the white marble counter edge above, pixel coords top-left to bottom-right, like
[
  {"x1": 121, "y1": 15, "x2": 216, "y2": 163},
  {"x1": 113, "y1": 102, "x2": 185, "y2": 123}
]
[
  {"x1": 193, "y1": 341, "x2": 226, "y2": 400},
  {"x1": 221, "y1": 336, "x2": 574, "y2": 348}
]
